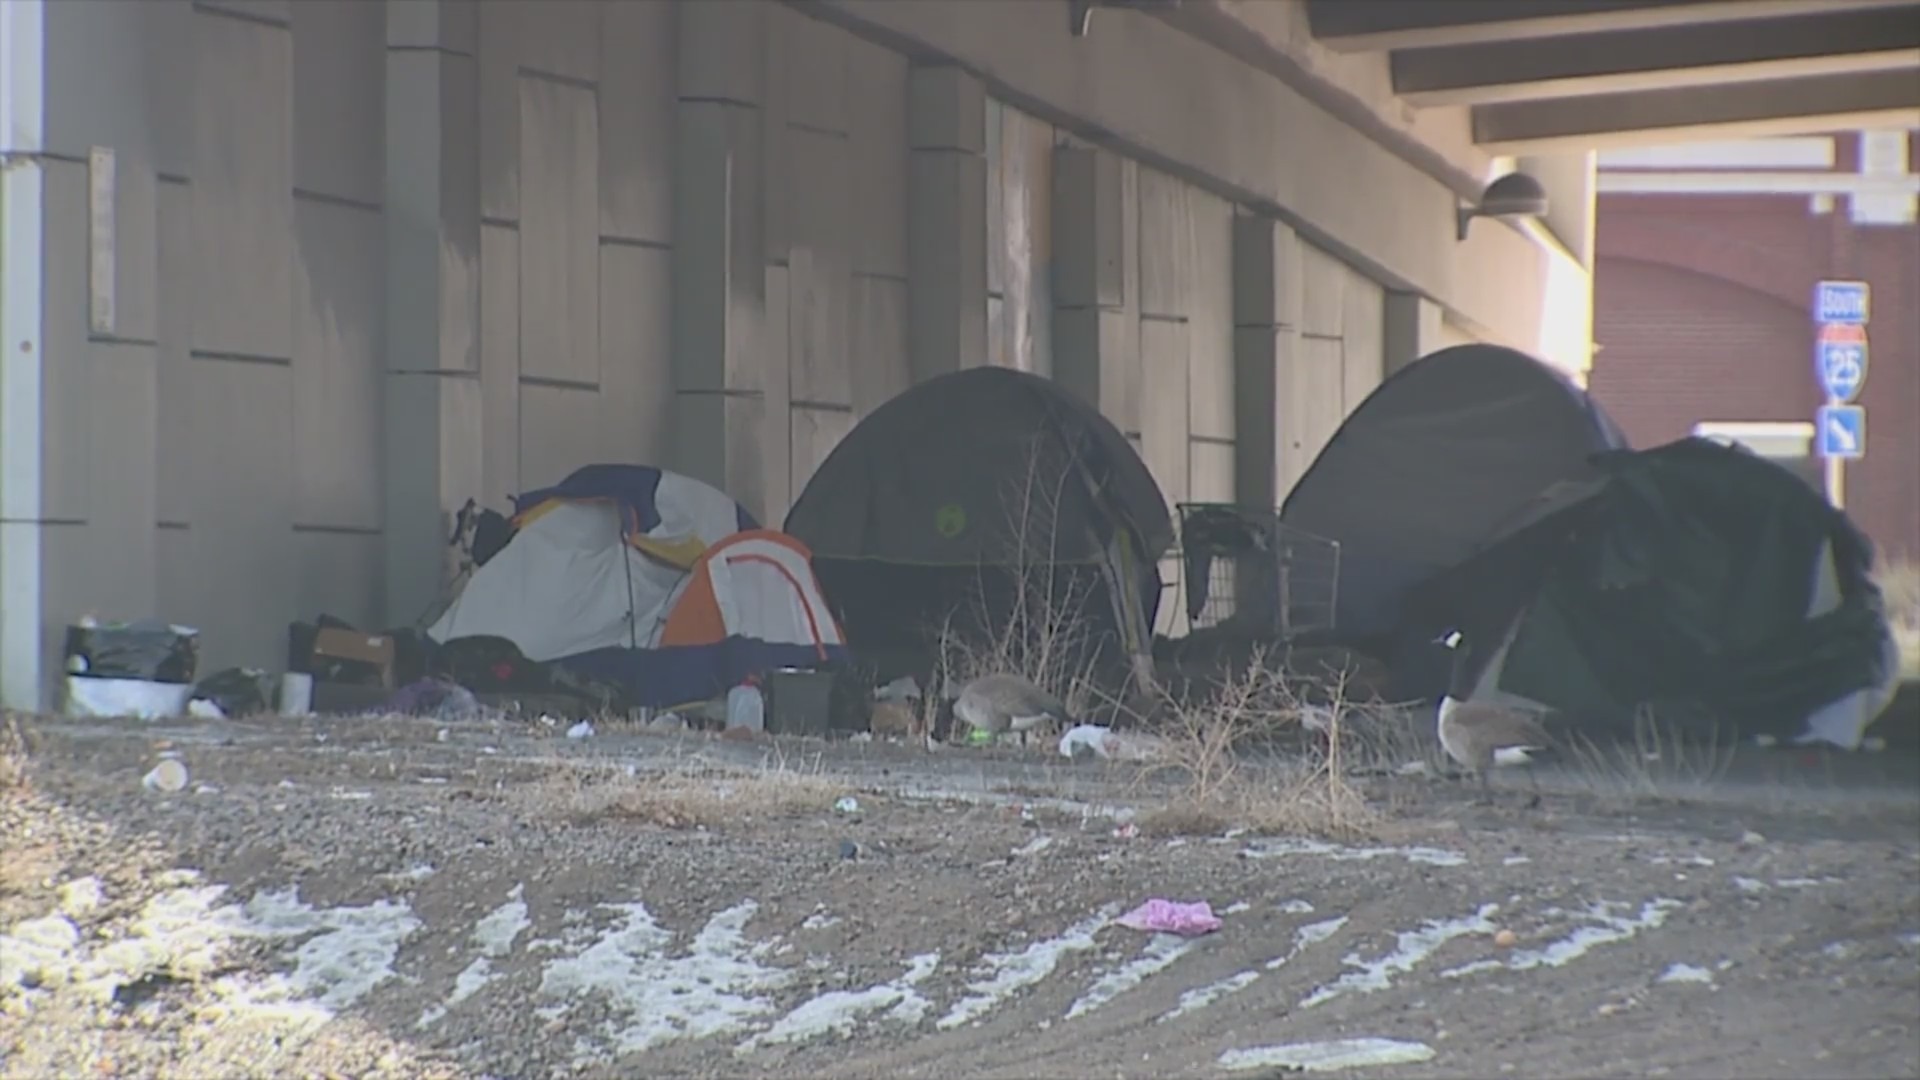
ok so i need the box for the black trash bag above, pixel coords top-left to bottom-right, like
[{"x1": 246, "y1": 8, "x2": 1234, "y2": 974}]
[
  {"x1": 64, "y1": 620, "x2": 199, "y2": 683},
  {"x1": 439, "y1": 635, "x2": 550, "y2": 694},
  {"x1": 190, "y1": 667, "x2": 276, "y2": 717}
]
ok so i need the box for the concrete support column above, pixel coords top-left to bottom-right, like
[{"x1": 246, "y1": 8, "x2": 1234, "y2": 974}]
[
  {"x1": 1231, "y1": 213, "x2": 1300, "y2": 508},
  {"x1": 1052, "y1": 145, "x2": 1138, "y2": 430},
  {"x1": 671, "y1": 1, "x2": 784, "y2": 521},
  {"x1": 1383, "y1": 291, "x2": 1444, "y2": 377},
  {"x1": 906, "y1": 65, "x2": 987, "y2": 382},
  {"x1": 382, "y1": 1, "x2": 482, "y2": 627},
  {"x1": 0, "y1": 0, "x2": 47, "y2": 707}
]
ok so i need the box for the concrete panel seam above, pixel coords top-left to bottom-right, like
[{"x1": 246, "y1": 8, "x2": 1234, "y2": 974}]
[
  {"x1": 189, "y1": 349, "x2": 292, "y2": 367},
  {"x1": 87, "y1": 335, "x2": 161, "y2": 349},
  {"x1": 294, "y1": 188, "x2": 382, "y2": 214},
  {"x1": 788, "y1": 120, "x2": 851, "y2": 142},
  {"x1": 481, "y1": 215, "x2": 518, "y2": 230},
  {"x1": 0, "y1": 518, "x2": 84, "y2": 527},
  {"x1": 1140, "y1": 313, "x2": 1189, "y2": 324},
  {"x1": 190, "y1": 2, "x2": 290, "y2": 30},
  {"x1": 519, "y1": 374, "x2": 601, "y2": 392},
  {"x1": 1190, "y1": 434, "x2": 1235, "y2": 446},
  {"x1": 387, "y1": 44, "x2": 474, "y2": 60},
  {"x1": 519, "y1": 67, "x2": 596, "y2": 92},
  {"x1": 677, "y1": 388, "x2": 765, "y2": 400},
  {"x1": 679, "y1": 94, "x2": 761, "y2": 111},
  {"x1": 601, "y1": 235, "x2": 672, "y2": 252},
  {"x1": 790, "y1": 399, "x2": 856, "y2": 413},
  {"x1": 291, "y1": 522, "x2": 383, "y2": 536},
  {"x1": 388, "y1": 367, "x2": 482, "y2": 380},
  {"x1": 854, "y1": 270, "x2": 908, "y2": 284}
]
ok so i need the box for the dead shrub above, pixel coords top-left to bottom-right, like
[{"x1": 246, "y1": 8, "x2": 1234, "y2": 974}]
[
  {"x1": 0, "y1": 711, "x2": 30, "y2": 795},
  {"x1": 1123, "y1": 646, "x2": 1376, "y2": 839},
  {"x1": 1562, "y1": 701, "x2": 1735, "y2": 800}
]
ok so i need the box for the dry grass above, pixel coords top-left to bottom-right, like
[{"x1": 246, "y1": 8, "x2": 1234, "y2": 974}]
[
  {"x1": 513, "y1": 756, "x2": 852, "y2": 831},
  {"x1": 1877, "y1": 557, "x2": 1920, "y2": 678},
  {"x1": 0, "y1": 711, "x2": 30, "y2": 795},
  {"x1": 1561, "y1": 702, "x2": 1736, "y2": 799},
  {"x1": 1124, "y1": 647, "x2": 1377, "y2": 839}
]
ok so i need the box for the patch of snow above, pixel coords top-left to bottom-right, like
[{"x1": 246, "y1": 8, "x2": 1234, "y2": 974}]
[
  {"x1": 1821, "y1": 941, "x2": 1857, "y2": 961},
  {"x1": 421, "y1": 886, "x2": 531, "y2": 1027},
  {"x1": 801, "y1": 907, "x2": 840, "y2": 931},
  {"x1": 1443, "y1": 899, "x2": 1679, "y2": 979},
  {"x1": 1896, "y1": 932, "x2": 1920, "y2": 950},
  {"x1": 738, "y1": 953, "x2": 939, "y2": 1052},
  {"x1": 1219, "y1": 1038, "x2": 1436, "y2": 1072},
  {"x1": 239, "y1": 888, "x2": 423, "y2": 1012},
  {"x1": 1774, "y1": 877, "x2": 1841, "y2": 888},
  {"x1": 1243, "y1": 837, "x2": 1467, "y2": 868},
  {"x1": 1657, "y1": 963, "x2": 1715, "y2": 986},
  {"x1": 1502, "y1": 856, "x2": 1531, "y2": 866},
  {"x1": 0, "y1": 914, "x2": 82, "y2": 990},
  {"x1": 937, "y1": 906, "x2": 1121, "y2": 1030},
  {"x1": 1649, "y1": 854, "x2": 1715, "y2": 867},
  {"x1": 1162, "y1": 917, "x2": 1346, "y2": 1022},
  {"x1": 1303, "y1": 906, "x2": 1498, "y2": 1008},
  {"x1": 538, "y1": 900, "x2": 789, "y2": 1057},
  {"x1": 1732, "y1": 876, "x2": 1769, "y2": 894},
  {"x1": 1222, "y1": 901, "x2": 1251, "y2": 915},
  {"x1": 1163, "y1": 971, "x2": 1259, "y2": 1021},
  {"x1": 1067, "y1": 934, "x2": 1196, "y2": 1019},
  {"x1": 1277, "y1": 899, "x2": 1316, "y2": 914},
  {"x1": 1012, "y1": 835, "x2": 1054, "y2": 858},
  {"x1": 56, "y1": 877, "x2": 105, "y2": 918}
]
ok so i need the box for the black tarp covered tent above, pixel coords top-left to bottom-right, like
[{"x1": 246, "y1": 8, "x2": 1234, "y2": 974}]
[
  {"x1": 1279, "y1": 344, "x2": 1629, "y2": 653},
  {"x1": 783, "y1": 366, "x2": 1173, "y2": 687},
  {"x1": 1409, "y1": 437, "x2": 1901, "y2": 747}
]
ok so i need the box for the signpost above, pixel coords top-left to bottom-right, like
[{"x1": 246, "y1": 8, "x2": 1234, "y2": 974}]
[{"x1": 1812, "y1": 280, "x2": 1870, "y2": 508}]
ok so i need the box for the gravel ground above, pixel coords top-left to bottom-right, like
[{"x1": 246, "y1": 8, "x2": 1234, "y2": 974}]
[{"x1": 2, "y1": 712, "x2": 1917, "y2": 1080}]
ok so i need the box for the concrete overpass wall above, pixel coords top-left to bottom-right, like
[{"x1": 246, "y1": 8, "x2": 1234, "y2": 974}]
[{"x1": 0, "y1": 0, "x2": 1585, "y2": 707}]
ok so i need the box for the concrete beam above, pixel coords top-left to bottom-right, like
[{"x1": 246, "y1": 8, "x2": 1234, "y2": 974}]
[
  {"x1": 906, "y1": 64, "x2": 988, "y2": 382},
  {"x1": 1393, "y1": 6, "x2": 1920, "y2": 107},
  {"x1": 1230, "y1": 213, "x2": 1298, "y2": 510},
  {"x1": 1474, "y1": 69, "x2": 1920, "y2": 153},
  {"x1": 1308, "y1": 0, "x2": 1910, "y2": 53}
]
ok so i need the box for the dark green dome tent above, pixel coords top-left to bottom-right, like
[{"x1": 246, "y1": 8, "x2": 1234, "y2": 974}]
[
  {"x1": 783, "y1": 366, "x2": 1173, "y2": 692},
  {"x1": 1415, "y1": 437, "x2": 1901, "y2": 747}
]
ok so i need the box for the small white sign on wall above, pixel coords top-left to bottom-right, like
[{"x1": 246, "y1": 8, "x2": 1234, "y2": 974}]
[{"x1": 88, "y1": 145, "x2": 117, "y2": 336}]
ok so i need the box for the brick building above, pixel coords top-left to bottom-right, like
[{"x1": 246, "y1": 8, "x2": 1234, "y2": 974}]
[{"x1": 1590, "y1": 131, "x2": 1920, "y2": 562}]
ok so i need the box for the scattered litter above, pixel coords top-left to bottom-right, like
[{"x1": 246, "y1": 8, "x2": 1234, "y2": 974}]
[
  {"x1": 329, "y1": 789, "x2": 374, "y2": 801},
  {"x1": 1395, "y1": 760, "x2": 1432, "y2": 776},
  {"x1": 64, "y1": 676, "x2": 193, "y2": 720},
  {"x1": 1056, "y1": 724, "x2": 1167, "y2": 762},
  {"x1": 436, "y1": 728, "x2": 450, "y2": 743},
  {"x1": 1222, "y1": 901, "x2": 1251, "y2": 915},
  {"x1": 1732, "y1": 876, "x2": 1768, "y2": 894},
  {"x1": 839, "y1": 841, "x2": 859, "y2": 861},
  {"x1": 1277, "y1": 899, "x2": 1315, "y2": 915},
  {"x1": 1219, "y1": 1038, "x2": 1436, "y2": 1072},
  {"x1": 800, "y1": 907, "x2": 840, "y2": 931},
  {"x1": 382, "y1": 678, "x2": 484, "y2": 722},
  {"x1": 1502, "y1": 855, "x2": 1531, "y2": 866},
  {"x1": 1738, "y1": 829, "x2": 1767, "y2": 847},
  {"x1": 194, "y1": 784, "x2": 220, "y2": 795},
  {"x1": 1493, "y1": 929, "x2": 1518, "y2": 949},
  {"x1": 648, "y1": 713, "x2": 688, "y2": 733},
  {"x1": 833, "y1": 796, "x2": 862, "y2": 815},
  {"x1": 142, "y1": 759, "x2": 189, "y2": 793},
  {"x1": 1657, "y1": 962, "x2": 1715, "y2": 986},
  {"x1": 1116, "y1": 899, "x2": 1223, "y2": 937},
  {"x1": 566, "y1": 721, "x2": 595, "y2": 740},
  {"x1": 1013, "y1": 836, "x2": 1055, "y2": 858},
  {"x1": 1112, "y1": 823, "x2": 1139, "y2": 840},
  {"x1": 187, "y1": 699, "x2": 225, "y2": 719}
]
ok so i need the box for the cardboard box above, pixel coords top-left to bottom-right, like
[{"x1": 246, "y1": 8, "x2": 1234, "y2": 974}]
[{"x1": 296, "y1": 626, "x2": 397, "y2": 688}]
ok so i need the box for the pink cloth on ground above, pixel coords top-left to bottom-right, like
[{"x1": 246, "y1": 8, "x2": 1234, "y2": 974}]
[{"x1": 1115, "y1": 898, "x2": 1223, "y2": 936}]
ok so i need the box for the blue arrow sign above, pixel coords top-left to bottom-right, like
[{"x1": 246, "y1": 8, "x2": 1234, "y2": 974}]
[
  {"x1": 1817, "y1": 404, "x2": 1865, "y2": 460},
  {"x1": 1817, "y1": 339, "x2": 1867, "y2": 402},
  {"x1": 1814, "y1": 280, "x2": 1869, "y2": 325}
]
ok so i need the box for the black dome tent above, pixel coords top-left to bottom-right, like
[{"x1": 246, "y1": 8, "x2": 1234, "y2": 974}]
[
  {"x1": 784, "y1": 366, "x2": 1173, "y2": 690},
  {"x1": 1279, "y1": 343, "x2": 1629, "y2": 654},
  {"x1": 1415, "y1": 437, "x2": 1901, "y2": 747}
]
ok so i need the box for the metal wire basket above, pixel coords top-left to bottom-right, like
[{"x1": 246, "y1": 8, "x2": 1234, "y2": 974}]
[{"x1": 1173, "y1": 502, "x2": 1341, "y2": 640}]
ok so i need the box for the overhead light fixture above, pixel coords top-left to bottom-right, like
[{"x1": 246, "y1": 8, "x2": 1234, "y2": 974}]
[
  {"x1": 1456, "y1": 172, "x2": 1549, "y2": 241},
  {"x1": 1070, "y1": 0, "x2": 1184, "y2": 38}
]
